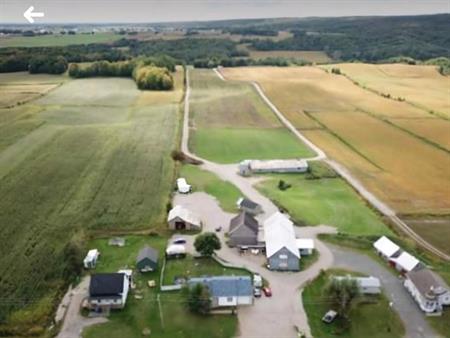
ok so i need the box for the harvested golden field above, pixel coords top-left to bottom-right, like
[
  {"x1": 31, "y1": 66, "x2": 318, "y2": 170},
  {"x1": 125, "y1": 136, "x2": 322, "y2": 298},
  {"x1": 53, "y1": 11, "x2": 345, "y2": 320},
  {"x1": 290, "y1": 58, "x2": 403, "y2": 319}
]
[
  {"x1": 222, "y1": 66, "x2": 450, "y2": 215},
  {"x1": 0, "y1": 72, "x2": 64, "y2": 108},
  {"x1": 249, "y1": 50, "x2": 332, "y2": 63},
  {"x1": 390, "y1": 118, "x2": 450, "y2": 150},
  {"x1": 323, "y1": 63, "x2": 450, "y2": 117}
]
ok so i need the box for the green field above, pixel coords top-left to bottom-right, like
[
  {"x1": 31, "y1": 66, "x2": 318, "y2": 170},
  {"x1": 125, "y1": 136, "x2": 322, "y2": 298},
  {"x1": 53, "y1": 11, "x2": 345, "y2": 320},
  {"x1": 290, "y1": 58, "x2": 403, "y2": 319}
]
[
  {"x1": 0, "y1": 71, "x2": 182, "y2": 332},
  {"x1": 257, "y1": 172, "x2": 393, "y2": 236},
  {"x1": 163, "y1": 255, "x2": 251, "y2": 285},
  {"x1": 0, "y1": 33, "x2": 122, "y2": 48},
  {"x1": 180, "y1": 164, "x2": 243, "y2": 212},
  {"x1": 83, "y1": 236, "x2": 237, "y2": 338},
  {"x1": 303, "y1": 269, "x2": 405, "y2": 338},
  {"x1": 188, "y1": 69, "x2": 314, "y2": 163}
]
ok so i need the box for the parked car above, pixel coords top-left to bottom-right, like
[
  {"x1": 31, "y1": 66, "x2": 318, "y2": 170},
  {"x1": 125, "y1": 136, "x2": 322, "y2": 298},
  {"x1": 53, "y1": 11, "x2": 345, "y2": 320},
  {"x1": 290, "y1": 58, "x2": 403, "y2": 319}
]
[
  {"x1": 262, "y1": 286, "x2": 272, "y2": 297},
  {"x1": 253, "y1": 274, "x2": 263, "y2": 288},
  {"x1": 215, "y1": 226, "x2": 222, "y2": 232},
  {"x1": 322, "y1": 310, "x2": 338, "y2": 324},
  {"x1": 253, "y1": 287, "x2": 262, "y2": 298},
  {"x1": 172, "y1": 238, "x2": 186, "y2": 245}
]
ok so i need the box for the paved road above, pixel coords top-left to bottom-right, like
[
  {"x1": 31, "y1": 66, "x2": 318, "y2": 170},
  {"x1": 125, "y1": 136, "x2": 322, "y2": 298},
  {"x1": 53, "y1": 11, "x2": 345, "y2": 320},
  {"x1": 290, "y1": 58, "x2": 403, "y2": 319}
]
[
  {"x1": 330, "y1": 244, "x2": 438, "y2": 338},
  {"x1": 57, "y1": 276, "x2": 107, "y2": 338},
  {"x1": 174, "y1": 192, "x2": 337, "y2": 338},
  {"x1": 214, "y1": 67, "x2": 449, "y2": 261}
]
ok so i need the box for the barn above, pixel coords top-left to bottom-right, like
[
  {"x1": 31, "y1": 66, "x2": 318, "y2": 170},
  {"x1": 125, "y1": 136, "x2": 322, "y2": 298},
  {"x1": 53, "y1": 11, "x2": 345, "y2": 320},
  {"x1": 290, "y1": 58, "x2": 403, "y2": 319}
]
[{"x1": 167, "y1": 205, "x2": 202, "y2": 231}]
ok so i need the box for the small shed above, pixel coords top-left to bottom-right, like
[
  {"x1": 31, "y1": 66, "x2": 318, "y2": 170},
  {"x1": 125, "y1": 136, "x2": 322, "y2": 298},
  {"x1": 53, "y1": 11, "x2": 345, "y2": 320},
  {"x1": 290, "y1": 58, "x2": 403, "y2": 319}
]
[
  {"x1": 236, "y1": 197, "x2": 262, "y2": 215},
  {"x1": 84, "y1": 249, "x2": 99, "y2": 269},
  {"x1": 333, "y1": 276, "x2": 381, "y2": 294},
  {"x1": 167, "y1": 205, "x2": 202, "y2": 231},
  {"x1": 390, "y1": 251, "x2": 420, "y2": 273},
  {"x1": 108, "y1": 237, "x2": 125, "y2": 247},
  {"x1": 296, "y1": 238, "x2": 315, "y2": 256},
  {"x1": 176, "y1": 178, "x2": 192, "y2": 194},
  {"x1": 136, "y1": 246, "x2": 159, "y2": 272},
  {"x1": 373, "y1": 236, "x2": 400, "y2": 259}
]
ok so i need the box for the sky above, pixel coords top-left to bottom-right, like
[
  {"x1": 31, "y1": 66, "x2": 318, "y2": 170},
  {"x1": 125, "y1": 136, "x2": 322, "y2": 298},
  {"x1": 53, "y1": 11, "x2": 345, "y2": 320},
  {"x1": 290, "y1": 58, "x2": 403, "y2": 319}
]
[{"x1": 0, "y1": 0, "x2": 449, "y2": 24}]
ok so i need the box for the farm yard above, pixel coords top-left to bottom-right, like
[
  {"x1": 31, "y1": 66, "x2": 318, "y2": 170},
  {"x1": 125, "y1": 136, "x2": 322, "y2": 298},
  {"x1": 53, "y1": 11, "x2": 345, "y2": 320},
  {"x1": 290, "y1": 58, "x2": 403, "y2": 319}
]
[
  {"x1": 0, "y1": 70, "x2": 183, "y2": 333},
  {"x1": 83, "y1": 236, "x2": 238, "y2": 338},
  {"x1": 188, "y1": 69, "x2": 314, "y2": 163},
  {"x1": 322, "y1": 63, "x2": 450, "y2": 117},
  {"x1": 0, "y1": 32, "x2": 122, "y2": 48},
  {"x1": 222, "y1": 66, "x2": 450, "y2": 254}
]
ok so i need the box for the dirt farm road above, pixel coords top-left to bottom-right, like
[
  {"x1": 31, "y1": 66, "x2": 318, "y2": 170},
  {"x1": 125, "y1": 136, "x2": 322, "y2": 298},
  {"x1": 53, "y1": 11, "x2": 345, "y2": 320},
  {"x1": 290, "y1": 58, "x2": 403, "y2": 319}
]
[{"x1": 213, "y1": 67, "x2": 450, "y2": 261}]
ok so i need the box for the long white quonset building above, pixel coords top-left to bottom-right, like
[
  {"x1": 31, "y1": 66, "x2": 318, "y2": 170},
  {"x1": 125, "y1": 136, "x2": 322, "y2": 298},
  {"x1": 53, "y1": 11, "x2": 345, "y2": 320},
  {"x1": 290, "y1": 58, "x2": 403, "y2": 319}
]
[{"x1": 239, "y1": 159, "x2": 308, "y2": 176}]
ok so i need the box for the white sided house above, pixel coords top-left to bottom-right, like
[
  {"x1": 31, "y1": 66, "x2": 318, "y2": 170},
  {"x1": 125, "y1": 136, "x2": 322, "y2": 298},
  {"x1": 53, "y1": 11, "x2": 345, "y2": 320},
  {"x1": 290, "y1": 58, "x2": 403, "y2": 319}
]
[
  {"x1": 404, "y1": 268, "x2": 450, "y2": 314},
  {"x1": 373, "y1": 236, "x2": 400, "y2": 260},
  {"x1": 88, "y1": 273, "x2": 129, "y2": 310},
  {"x1": 264, "y1": 212, "x2": 300, "y2": 271},
  {"x1": 239, "y1": 159, "x2": 308, "y2": 176},
  {"x1": 167, "y1": 205, "x2": 202, "y2": 231},
  {"x1": 84, "y1": 249, "x2": 99, "y2": 269}
]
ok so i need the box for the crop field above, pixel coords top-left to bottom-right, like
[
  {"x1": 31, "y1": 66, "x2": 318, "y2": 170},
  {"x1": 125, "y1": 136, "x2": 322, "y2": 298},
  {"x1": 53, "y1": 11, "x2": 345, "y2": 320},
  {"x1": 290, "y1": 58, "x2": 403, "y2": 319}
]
[
  {"x1": 0, "y1": 32, "x2": 122, "y2": 47},
  {"x1": 248, "y1": 50, "x2": 332, "y2": 63},
  {"x1": 322, "y1": 63, "x2": 450, "y2": 117},
  {"x1": 188, "y1": 69, "x2": 314, "y2": 163},
  {"x1": 0, "y1": 70, "x2": 183, "y2": 331},
  {"x1": 0, "y1": 72, "x2": 65, "y2": 108},
  {"x1": 222, "y1": 66, "x2": 450, "y2": 253}
]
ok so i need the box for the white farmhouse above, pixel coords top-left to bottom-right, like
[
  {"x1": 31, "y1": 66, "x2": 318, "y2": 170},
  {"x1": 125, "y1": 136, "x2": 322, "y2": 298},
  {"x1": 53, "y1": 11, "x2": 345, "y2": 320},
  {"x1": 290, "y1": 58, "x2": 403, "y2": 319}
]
[
  {"x1": 404, "y1": 268, "x2": 450, "y2": 314},
  {"x1": 88, "y1": 273, "x2": 130, "y2": 310}
]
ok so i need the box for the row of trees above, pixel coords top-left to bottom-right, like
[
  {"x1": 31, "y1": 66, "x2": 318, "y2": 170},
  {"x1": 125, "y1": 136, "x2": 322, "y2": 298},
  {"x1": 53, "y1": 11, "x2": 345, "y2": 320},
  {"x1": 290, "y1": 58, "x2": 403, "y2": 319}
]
[
  {"x1": 29, "y1": 56, "x2": 68, "y2": 74},
  {"x1": 68, "y1": 60, "x2": 134, "y2": 78},
  {"x1": 193, "y1": 56, "x2": 296, "y2": 68}
]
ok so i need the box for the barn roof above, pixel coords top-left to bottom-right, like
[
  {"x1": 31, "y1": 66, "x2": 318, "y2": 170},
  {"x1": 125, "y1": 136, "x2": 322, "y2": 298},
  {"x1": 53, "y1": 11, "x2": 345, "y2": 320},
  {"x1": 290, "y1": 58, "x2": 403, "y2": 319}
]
[
  {"x1": 237, "y1": 197, "x2": 260, "y2": 211},
  {"x1": 264, "y1": 212, "x2": 299, "y2": 258},
  {"x1": 167, "y1": 205, "x2": 201, "y2": 226},
  {"x1": 373, "y1": 236, "x2": 400, "y2": 257},
  {"x1": 229, "y1": 211, "x2": 259, "y2": 234},
  {"x1": 250, "y1": 159, "x2": 308, "y2": 171},
  {"x1": 136, "y1": 246, "x2": 159, "y2": 264}
]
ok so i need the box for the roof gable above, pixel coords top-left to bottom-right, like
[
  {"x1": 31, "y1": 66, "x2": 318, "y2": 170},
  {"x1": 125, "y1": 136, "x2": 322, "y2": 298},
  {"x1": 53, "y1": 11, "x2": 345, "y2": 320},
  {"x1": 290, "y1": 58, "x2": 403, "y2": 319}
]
[
  {"x1": 264, "y1": 212, "x2": 299, "y2": 258},
  {"x1": 229, "y1": 211, "x2": 259, "y2": 234},
  {"x1": 90, "y1": 273, "x2": 125, "y2": 297},
  {"x1": 168, "y1": 205, "x2": 201, "y2": 226}
]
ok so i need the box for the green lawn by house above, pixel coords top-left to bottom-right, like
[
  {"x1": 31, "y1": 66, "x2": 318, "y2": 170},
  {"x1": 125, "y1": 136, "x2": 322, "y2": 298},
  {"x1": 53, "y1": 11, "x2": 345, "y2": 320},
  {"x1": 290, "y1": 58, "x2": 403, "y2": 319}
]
[
  {"x1": 257, "y1": 173, "x2": 393, "y2": 236},
  {"x1": 163, "y1": 255, "x2": 251, "y2": 285},
  {"x1": 303, "y1": 269, "x2": 405, "y2": 338},
  {"x1": 83, "y1": 236, "x2": 239, "y2": 338},
  {"x1": 180, "y1": 164, "x2": 243, "y2": 212}
]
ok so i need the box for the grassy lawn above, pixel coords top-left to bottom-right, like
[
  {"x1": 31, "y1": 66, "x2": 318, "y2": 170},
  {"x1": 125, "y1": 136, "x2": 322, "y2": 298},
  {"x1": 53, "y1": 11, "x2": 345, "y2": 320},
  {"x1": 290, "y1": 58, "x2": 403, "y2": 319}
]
[
  {"x1": 427, "y1": 311, "x2": 450, "y2": 338},
  {"x1": 179, "y1": 164, "x2": 243, "y2": 212},
  {"x1": 257, "y1": 173, "x2": 393, "y2": 236},
  {"x1": 191, "y1": 127, "x2": 313, "y2": 163},
  {"x1": 189, "y1": 69, "x2": 314, "y2": 163},
  {"x1": 83, "y1": 236, "x2": 238, "y2": 338},
  {"x1": 303, "y1": 269, "x2": 405, "y2": 338},
  {"x1": 0, "y1": 72, "x2": 183, "y2": 331},
  {"x1": 163, "y1": 255, "x2": 251, "y2": 285},
  {"x1": 0, "y1": 33, "x2": 122, "y2": 48}
]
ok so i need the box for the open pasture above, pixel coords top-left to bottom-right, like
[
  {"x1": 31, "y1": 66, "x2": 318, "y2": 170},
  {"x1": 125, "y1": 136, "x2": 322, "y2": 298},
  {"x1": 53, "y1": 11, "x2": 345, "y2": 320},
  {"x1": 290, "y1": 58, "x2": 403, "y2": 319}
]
[
  {"x1": 0, "y1": 71, "x2": 182, "y2": 330},
  {"x1": 189, "y1": 69, "x2": 314, "y2": 163},
  {"x1": 0, "y1": 32, "x2": 121, "y2": 48},
  {"x1": 322, "y1": 63, "x2": 450, "y2": 117}
]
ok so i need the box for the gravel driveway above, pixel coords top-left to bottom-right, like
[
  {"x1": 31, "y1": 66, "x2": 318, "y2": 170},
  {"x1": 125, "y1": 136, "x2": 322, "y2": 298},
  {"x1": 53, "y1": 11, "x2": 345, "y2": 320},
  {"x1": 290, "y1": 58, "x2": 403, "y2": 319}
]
[
  {"x1": 174, "y1": 192, "x2": 336, "y2": 338},
  {"x1": 330, "y1": 244, "x2": 437, "y2": 338}
]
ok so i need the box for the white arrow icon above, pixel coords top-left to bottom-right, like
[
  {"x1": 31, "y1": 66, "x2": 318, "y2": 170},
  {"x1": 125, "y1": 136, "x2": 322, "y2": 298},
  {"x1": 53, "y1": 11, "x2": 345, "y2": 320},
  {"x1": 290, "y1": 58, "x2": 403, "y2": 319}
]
[{"x1": 24, "y1": 6, "x2": 45, "y2": 24}]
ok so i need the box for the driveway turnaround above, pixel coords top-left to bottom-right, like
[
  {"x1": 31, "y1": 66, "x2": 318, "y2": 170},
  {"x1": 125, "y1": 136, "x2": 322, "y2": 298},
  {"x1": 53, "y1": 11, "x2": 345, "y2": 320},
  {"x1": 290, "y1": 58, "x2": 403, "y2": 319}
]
[
  {"x1": 174, "y1": 192, "x2": 336, "y2": 338},
  {"x1": 330, "y1": 244, "x2": 437, "y2": 338}
]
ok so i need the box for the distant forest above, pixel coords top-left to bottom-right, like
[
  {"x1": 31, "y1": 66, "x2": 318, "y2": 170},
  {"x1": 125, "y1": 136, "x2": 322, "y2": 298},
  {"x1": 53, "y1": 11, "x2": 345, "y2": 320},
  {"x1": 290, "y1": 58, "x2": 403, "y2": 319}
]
[{"x1": 0, "y1": 14, "x2": 449, "y2": 73}]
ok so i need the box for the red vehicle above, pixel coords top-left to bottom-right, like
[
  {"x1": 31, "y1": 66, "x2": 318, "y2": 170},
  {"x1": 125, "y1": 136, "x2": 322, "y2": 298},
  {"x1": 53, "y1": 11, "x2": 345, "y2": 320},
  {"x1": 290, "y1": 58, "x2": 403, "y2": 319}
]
[{"x1": 262, "y1": 286, "x2": 272, "y2": 297}]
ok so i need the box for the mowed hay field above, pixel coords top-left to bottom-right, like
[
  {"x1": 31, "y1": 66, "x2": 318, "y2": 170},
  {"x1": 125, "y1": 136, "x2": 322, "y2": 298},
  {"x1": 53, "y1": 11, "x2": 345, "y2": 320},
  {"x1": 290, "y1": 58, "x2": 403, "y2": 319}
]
[
  {"x1": 0, "y1": 70, "x2": 183, "y2": 331},
  {"x1": 322, "y1": 63, "x2": 450, "y2": 117},
  {"x1": 188, "y1": 69, "x2": 314, "y2": 163},
  {"x1": 222, "y1": 66, "x2": 450, "y2": 253},
  {"x1": 249, "y1": 50, "x2": 332, "y2": 63}
]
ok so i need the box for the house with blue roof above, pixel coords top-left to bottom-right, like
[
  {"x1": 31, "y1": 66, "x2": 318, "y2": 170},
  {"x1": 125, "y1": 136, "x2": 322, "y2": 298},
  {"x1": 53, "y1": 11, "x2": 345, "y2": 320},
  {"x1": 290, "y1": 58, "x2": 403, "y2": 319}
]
[{"x1": 188, "y1": 276, "x2": 253, "y2": 308}]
